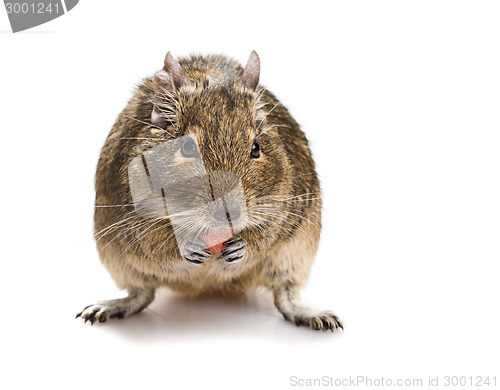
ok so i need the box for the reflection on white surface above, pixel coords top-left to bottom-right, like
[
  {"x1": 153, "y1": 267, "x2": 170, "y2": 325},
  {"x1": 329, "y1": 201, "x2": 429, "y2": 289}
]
[{"x1": 75, "y1": 287, "x2": 342, "y2": 344}]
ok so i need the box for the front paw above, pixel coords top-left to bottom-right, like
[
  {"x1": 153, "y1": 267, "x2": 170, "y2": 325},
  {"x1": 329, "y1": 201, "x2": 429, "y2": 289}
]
[
  {"x1": 183, "y1": 243, "x2": 211, "y2": 265},
  {"x1": 220, "y1": 236, "x2": 247, "y2": 263}
]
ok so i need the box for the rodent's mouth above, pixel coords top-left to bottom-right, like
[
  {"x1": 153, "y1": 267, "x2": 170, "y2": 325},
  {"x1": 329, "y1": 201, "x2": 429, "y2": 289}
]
[{"x1": 199, "y1": 229, "x2": 234, "y2": 254}]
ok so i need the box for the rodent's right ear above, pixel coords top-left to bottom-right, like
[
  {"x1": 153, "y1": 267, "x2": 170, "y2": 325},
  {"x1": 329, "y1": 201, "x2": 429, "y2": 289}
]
[
  {"x1": 242, "y1": 50, "x2": 260, "y2": 90},
  {"x1": 152, "y1": 52, "x2": 192, "y2": 129}
]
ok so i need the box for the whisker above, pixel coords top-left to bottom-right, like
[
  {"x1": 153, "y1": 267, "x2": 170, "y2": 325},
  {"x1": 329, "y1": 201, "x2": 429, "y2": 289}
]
[
  {"x1": 94, "y1": 204, "x2": 136, "y2": 208},
  {"x1": 119, "y1": 137, "x2": 167, "y2": 141},
  {"x1": 258, "y1": 123, "x2": 290, "y2": 137},
  {"x1": 254, "y1": 206, "x2": 320, "y2": 231},
  {"x1": 118, "y1": 114, "x2": 168, "y2": 134},
  {"x1": 258, "y1": 101, "x2": 281, "y2": 128},
  {"x1": 268, "y1": 192, "x2": 320, "y2": 202},
  {"x1": 118, "y1": 219, "x2": 166, "y2": 257},
  {"x1": 94, "y1": 214, "x2": 139, "y2": 242},
  {"x1": 249, "y1": 210, "x2": 317, "y2": 245},
  {"x1": 134, "y1": 89, "x2": 178, "y2": 132},
  {"x1": 248, "y1": 211, "x2": 295, "y2": 238}
]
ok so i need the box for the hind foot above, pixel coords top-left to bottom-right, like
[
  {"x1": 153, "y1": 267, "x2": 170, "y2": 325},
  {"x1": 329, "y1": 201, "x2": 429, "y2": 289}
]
[
  {"x1": 289, "y1": 310, "x2": 343, "y2": 331},
  {"x1": 273, "y1": 286, "x2": 343, "y2": 332},
  {"x1": 76, "y1": 288, "x2": 155, "y2": 324}
]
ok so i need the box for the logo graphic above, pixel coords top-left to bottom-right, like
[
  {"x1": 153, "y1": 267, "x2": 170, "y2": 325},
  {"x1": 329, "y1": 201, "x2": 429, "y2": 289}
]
[
  {"x1": 128, "y1": 135, "x2": 248, "y2": 257},
  {"x1": 3, "y1": 0, "x2": 78, "y2": 32}
]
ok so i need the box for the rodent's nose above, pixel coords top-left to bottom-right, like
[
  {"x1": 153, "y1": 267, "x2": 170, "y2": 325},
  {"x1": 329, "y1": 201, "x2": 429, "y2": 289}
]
[{"x1": 214, "y1": 207, "x2": 241, "y2": 222}]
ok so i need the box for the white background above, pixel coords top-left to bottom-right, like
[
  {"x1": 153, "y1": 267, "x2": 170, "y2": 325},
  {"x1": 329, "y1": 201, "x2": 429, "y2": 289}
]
[{"x1": 1, "y1": 1, "x2": 499, "y2": 389}]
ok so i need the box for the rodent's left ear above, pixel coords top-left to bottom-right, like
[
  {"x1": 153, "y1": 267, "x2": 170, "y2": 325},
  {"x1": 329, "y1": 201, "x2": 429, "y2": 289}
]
[
  {"x1": 163, "y1": 52, "x2": 191, "y2": 90},
  {"x1": 151, "y1": 52, "x2": 192, "y2": 129},
  {"x1": 242, "y1": 50, "x2": 260, "y2": 90}
]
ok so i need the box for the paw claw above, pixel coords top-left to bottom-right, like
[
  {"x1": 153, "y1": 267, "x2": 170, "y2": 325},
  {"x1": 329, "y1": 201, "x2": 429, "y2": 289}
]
[
  {"x1": 183, "y1": 246, "x2": 211, "y2": 264},
  {"x1": 77, "y1": 290, "x2": 154, "y2": 325},
  {"x1": 221, "y1": 236, "x2": 247, "y2": 263},
  {"x1": 311, "y1": 318, "x2": 322, "y2": 330},
  {"x1": 77, "y1": 304, "x2": 118, "y2": 324},
  {"x1": 288, "y1": 311, "x2": 343, "y2": 332}
]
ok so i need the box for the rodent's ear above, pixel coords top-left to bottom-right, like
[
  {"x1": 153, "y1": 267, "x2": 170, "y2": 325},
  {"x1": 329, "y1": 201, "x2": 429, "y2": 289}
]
[
  {"x1": 242, "y1": 50, "x2": 260, "y2": 90},
  {"x1": 152, "y1": 52, "x2": 192, "y2": 129},
  {"x1": 163, "y1": 52, "x2": 191, "y2": 90}
]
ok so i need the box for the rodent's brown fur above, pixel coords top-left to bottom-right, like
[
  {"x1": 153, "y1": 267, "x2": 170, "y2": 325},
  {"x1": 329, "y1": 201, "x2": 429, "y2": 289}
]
[{"x1": 78, "y1": 52, "x2": 342, "y2": 331}]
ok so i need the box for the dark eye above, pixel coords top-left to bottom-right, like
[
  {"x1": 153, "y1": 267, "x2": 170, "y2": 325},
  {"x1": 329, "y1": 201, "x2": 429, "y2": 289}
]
[
  {"x1": 181, "y1": 137, "x2": 199, "y2": 158},
  {"x1": 251, "y1": 139, "x2": 261, "y2": 159}
]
